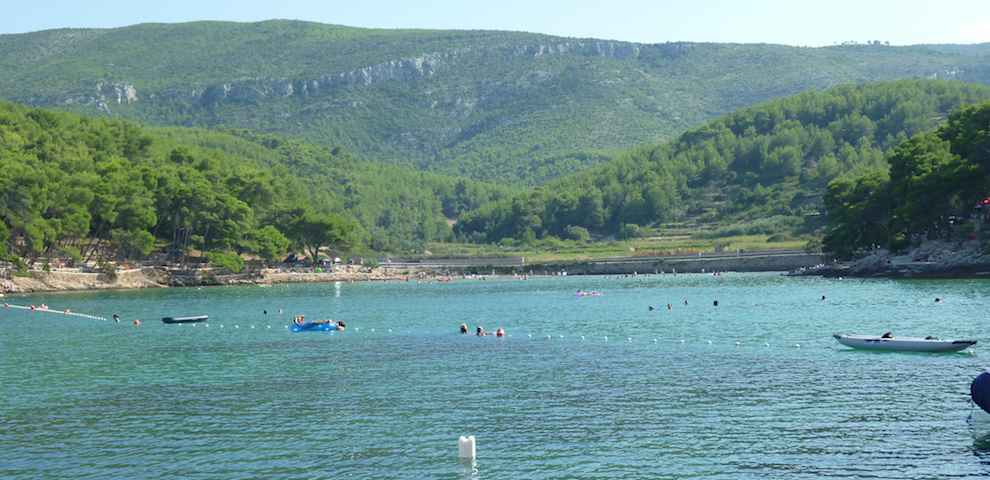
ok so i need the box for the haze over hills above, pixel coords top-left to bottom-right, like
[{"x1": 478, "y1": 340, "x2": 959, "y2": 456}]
[{"x1": 2, "y1": 20, "x2": 990, "y2": 184}]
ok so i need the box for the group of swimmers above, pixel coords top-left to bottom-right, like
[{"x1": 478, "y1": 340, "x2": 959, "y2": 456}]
[
  {"x1": 459, "y1": 323, "x2": 504, "y2": 337},
  {"x1": 649, "y1": 299, "x2": 710, "y2": 311}
]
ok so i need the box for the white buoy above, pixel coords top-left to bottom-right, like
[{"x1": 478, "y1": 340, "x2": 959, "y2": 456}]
[
  {"x1": 764, "y1": 342, "x2": 770, "y2": 347},
  {"x1": 371, "y1": 328, "x2": 375, "y2": 333},
  {"x1": 267, "y1": 325, "x2": 271, "y2": 329},
  {"x1": 735, "y1": 341, "x2": 740, "y2": 346},
  {"x1": 707, "y1": 340, "x2": 713, "y2": 345},
  {"x1": 604, "y1": 336, "x2": 608, "y2": 341},
  {"x1": 580, "y1": 335, "x2": 585, "y2": 341},
  {"x1": 458, "y1": 435, "x2": 476, "y2": 460},
  {"x1": 795, "y1": 344, "x2": 801, "y2": 348},
  {"x1": 680, "y1": 339, "x2": 685, "y2": 344},
  {"x1": 627, "y1": 337, "x2": 632, "y2": 342},
  {"x1": 528, "y1": 334, "x2": 532, "y2": 338},
  {"x1": 235, "y1": 325, "x2": 239, "y2": 329}
]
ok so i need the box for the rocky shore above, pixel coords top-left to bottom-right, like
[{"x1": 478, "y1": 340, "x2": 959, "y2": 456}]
[
  {"x1": 0, "y1": 265, "x2": 417, "y2": 294},
  {"x1": 790, "y1": 241, "x2": 990, "y2": 278}
]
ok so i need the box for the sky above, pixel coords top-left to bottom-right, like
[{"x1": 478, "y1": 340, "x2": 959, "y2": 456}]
[{"x1": 2, "y1": 0, "x2": 989, "y2": 46}]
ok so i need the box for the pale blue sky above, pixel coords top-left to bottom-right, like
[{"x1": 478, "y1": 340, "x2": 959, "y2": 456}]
[{"x1": 3, "y1": 0, "x2": 989, "y2": 46}]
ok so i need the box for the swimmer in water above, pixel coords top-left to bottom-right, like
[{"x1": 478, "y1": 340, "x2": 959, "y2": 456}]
[
  {"x1": 112, "y1": 313, "x2": 120, "y2": 323},
  {"x1": 713, "y1": 300, "x2": 719, "y2": 307},
  {"x1": 459, "y1": 323, "x2": 469, "y2": 334},
  {"x1": 495, "y1": 327, "x2": 505, "y2": 337},
  {"x1": 132, "y1": 319, "x2": 141, "y2": 326},
  {"x1": 476, "y1": 326, "x2": 487, "y2": 337}
]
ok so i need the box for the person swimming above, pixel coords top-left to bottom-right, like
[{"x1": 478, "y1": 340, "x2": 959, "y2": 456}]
[
  {"x1": 336, "y1": 320, "x2": 346, "y2": 331},
  {"x1": 112, "y1": 313, "x2": 120, "y2": 323},
  {"x1": 713, "y1": 300, "x2": 719, "y2": 307},
  {"x1": 881, "y1": 331, "x2": 893, "y2": 339},
  {"x1": 459, "y1": 323, "x2": 469, "y2": 334},
  {"x1": 495, "y1": 328, "x2": 505, "y2": 337},
  {"x1": 476, "y1": 326, "x2": 487, "y2": 337}
]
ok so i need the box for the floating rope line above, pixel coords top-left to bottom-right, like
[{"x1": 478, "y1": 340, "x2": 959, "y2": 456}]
[
  {"x1": 2, "y1": 304, "x2": 940, "y2": 352},
  {"x1": 1, "y1": 303, "x2": 106, "y2": 321}
]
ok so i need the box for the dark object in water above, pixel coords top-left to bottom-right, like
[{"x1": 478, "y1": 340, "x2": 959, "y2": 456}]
[
  {"x1": 162, "y1": 315, "x2": 209, "y2": 324},
  {"x1": 973, "y1": 372, "x2": 990, "y2": 414}
]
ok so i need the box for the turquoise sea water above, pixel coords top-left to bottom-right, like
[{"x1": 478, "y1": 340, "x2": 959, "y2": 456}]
[{"x1": 2, "y1": 272, "x2": 990, "y2": 479}]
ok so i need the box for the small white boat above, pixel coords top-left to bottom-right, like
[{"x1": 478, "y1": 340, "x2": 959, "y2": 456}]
[{"x1": 833, "y1": 333, "x2": 976, "y2": 353}]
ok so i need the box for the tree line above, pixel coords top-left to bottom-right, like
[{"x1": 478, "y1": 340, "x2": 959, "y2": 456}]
[
  {"x1": 823, "y1": 101, "x2": 990, "y2": 257},
  {"x1": 0, "y1": 101, "x2": 514, "y2": 268},
  {"x1": 454, "y1": 80, "x2": 990, "y2": 244}
]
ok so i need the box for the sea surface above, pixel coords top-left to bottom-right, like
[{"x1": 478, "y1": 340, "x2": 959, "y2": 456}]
[{"x1": 3, "y1": 272, "x2": 990, "y2": 479}]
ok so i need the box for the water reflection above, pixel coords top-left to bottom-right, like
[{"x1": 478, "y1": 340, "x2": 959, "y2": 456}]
[{"x1": 458, "y1": 459, "x2": 480, "y2": 480}]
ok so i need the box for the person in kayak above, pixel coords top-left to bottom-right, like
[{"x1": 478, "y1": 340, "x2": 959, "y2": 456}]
[{"x1": 881, "y1": 331, "x2": 893, "y2": 339}]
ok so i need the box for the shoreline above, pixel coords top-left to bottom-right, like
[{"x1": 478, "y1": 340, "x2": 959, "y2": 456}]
[
  {"x1": 0, "y1": 265, "x2": 422, "y2": 295},
  {"x1": 788, "y1": 241, "x2": 990, "y2": 279},
  {"x1": 0, "y1": 250, "x2": 840, "y2": 295}
]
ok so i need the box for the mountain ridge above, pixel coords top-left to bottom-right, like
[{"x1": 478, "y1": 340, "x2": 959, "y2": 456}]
[{"x1": 2, "y1": 20, "x2": 989, "y2": 183}]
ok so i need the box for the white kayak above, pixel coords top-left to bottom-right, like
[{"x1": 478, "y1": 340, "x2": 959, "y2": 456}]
[{"x1": 833, "y1": 333, "x2": 976, "y2": 353}]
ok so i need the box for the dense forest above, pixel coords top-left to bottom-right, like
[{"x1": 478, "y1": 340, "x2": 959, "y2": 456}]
[
  {"x1": 455, "y1": 80, "x2": 990, "y2": 243},
  {"x1": 2, "y1": 21, "x2": 989, "y2": 184},
  {"x1": 0, "y1": 101, "x2": 514, "y2": 267},
  {"x1": 824, "y1": 101, "x2": 990, "y2": 257}
]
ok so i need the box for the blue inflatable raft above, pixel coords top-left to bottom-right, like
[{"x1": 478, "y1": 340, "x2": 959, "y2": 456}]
[{"x1": 290, "y1": 321, "x2": 338, "y2": 333}]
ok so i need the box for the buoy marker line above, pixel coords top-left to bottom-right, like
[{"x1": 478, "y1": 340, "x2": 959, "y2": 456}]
[{"x1": 0, "y1": 305, "x2": 849, "y2": 350}]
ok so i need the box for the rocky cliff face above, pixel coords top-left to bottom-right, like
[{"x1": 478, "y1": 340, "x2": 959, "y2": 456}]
[{"x1": 34, "y1": 39, "x2": 645, "y2": 112}]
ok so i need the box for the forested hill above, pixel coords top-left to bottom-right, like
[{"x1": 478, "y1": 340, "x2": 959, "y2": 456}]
[
  {"x1": 2, "y1": 21, "x2": 989, "y2": 184},
  {"x1": 454, "y1": 80, "x2": 990, "y2": 243},
  {"x1": 0, "y1": 101, "x2": 513, "y2": 265}
]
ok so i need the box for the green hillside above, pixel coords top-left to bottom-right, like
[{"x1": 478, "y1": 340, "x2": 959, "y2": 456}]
[
  {"x1": 0, "y1": 101, "x2": 514, "y2": 265},
  {"x1": 454, "y1": 80, "x2": 990, "y2": 243},
  {"x1": 824, "y1": 100, "x2": 990, "y2": 257},
  {"x1": 2, "y1": 21, "x2": 989, "y2": 183}
]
